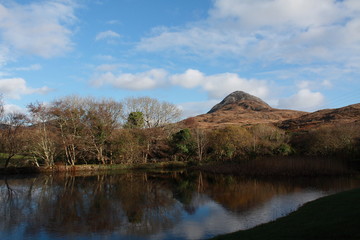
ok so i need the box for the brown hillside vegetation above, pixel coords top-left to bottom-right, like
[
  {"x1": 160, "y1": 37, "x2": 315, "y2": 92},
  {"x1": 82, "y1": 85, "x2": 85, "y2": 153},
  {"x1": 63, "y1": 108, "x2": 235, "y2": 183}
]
[
  {"x1": 182, "y1": 91, "x2": 306, "y2": 128},
  {"x1": 279, "y1": 103, "x2": 360, "y2": 130},
  {"x1": 181, "y1": 91, "x2": 360, "y2": 130}
]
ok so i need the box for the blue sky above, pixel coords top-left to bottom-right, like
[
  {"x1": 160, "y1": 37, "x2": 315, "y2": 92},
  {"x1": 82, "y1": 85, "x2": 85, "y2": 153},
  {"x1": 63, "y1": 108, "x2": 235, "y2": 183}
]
[{"x1": 0, "y1": 0, "x2": 359, "y2": 118}]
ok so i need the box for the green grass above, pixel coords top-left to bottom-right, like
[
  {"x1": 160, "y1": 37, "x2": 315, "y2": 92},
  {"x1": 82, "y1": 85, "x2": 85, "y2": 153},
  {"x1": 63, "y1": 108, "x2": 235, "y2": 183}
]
[
  {"x1": 211, "y1": 188, "x2": 360, "y2": 240},
  {"x1": 0, "y1": 153, "x2": 29, "y2": 167}
]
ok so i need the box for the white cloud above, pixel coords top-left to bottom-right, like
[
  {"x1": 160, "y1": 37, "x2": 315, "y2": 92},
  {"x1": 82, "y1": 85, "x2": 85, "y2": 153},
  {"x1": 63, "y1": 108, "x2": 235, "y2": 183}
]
[
  {"x1": 171, "y1": 69, "x2": 270, "y2": 99},
  {"x1": 171, "y1": 69, "x2": 205, "y2": 88},
  {"x1": 138, "y1": 26, "x2": 250, "y2": 57},
  {"x1": 203, "y1": 73, "x2": 270, "y2": 99},
  {"x1": 278, "y1": 89, "x2": 325, "y2": 111},
  {"x1": 211, "y1": 0, "x2": 345, "y2": 28},
  {"x1": 0, "y1": 1, "x2": 76, "y2": 60},
  {"x1": 137, "y1": 0, "x2": 360, "y2": 65},
  {"x1": 95, "y1": 30, "x2": 121, "y2": 41},
  {"x1": 3, "y1": 104, "x2": 26, "y2": 114},
  {"x1": 92, "y1": 68, "x2": 271, "y2": 100},
  {"x1": 91, "y1": 69, "x2": 168, "y2": 90},
  {"x1": 0, "y1": 78, "x2": 51, "y2": 99}
]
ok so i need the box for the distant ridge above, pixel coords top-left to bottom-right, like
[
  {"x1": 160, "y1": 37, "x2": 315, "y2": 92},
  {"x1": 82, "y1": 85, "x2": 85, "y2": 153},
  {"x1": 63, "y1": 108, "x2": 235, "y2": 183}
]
[{"x1": 279, "y1": 103, "x2": 360, "y2": 130}]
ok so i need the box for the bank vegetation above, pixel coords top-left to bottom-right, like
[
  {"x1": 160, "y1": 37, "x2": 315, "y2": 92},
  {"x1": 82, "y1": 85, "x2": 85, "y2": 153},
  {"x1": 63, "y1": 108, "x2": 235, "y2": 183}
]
[{"x1": 1, "y1": 95, "x2": 359, "y2": 174}]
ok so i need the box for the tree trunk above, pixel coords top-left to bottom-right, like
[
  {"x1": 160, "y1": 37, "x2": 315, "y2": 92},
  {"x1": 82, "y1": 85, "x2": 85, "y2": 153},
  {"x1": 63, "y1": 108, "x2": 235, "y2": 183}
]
[{"x1": 4, "y1": 156, "x2": 12, "y2": 169}]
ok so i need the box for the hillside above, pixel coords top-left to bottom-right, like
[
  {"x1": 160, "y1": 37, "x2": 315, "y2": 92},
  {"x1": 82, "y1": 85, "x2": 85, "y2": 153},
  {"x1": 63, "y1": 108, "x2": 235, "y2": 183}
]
[
  {"x1": 181, "y1": 91, "x2": 360, "y2": 130},
  {"x1": 279, "y1": 103, "x2": 360, "y2": 130},
  {"x1": 182, "y1": 91, "x2": 306, "y2": 128}
]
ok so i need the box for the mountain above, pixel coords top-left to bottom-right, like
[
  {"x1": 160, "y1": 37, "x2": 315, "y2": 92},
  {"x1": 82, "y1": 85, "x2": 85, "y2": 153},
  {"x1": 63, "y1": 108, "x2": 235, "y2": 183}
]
[
  {"x1": 207, "y1": 91, "x2": 271, "y2": 113},
  {"x1": 182, "y1": 91, "x2": 306, "y2": 128},
  {"x1": 181, "y1": 91, "x2": 360, "y2": 130},
  {"x1": 279, "y1": 103, "x2": 360, "y2": 130}
]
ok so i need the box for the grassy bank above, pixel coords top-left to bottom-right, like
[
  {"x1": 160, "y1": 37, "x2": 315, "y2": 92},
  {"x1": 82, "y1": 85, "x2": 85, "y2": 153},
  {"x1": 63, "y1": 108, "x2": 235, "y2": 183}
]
[
  {"x1": 211, "y1": 188, "x2": 360, "y2": 240},
  {"x1": 0, "y1": 161, "x2": 187, "y2": 175},
  {"x1": 1, "y1": 153, "x2": 357, "y2": 177}
]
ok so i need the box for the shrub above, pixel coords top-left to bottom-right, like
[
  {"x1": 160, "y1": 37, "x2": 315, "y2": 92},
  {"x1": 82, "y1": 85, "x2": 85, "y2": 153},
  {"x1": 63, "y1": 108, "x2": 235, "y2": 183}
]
[
  {"x1": 170, "y1": 128, "x2": 196, "y2": 161},
  {"x1": 207, "y1": 125, "x2": 252, "y2": 161},
  {"x1": 292, "y1": 123, "x2": 360, "y2": 158},
  {"x1": 249, "y1": 124, "x2": 290, "y2": 156}
]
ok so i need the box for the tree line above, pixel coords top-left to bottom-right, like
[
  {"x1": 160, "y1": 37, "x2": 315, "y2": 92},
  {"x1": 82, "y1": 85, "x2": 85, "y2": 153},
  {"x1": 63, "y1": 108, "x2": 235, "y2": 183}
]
[
  {"x1": 0, "y1": 95, "x2": 181, "y2": 168},
  {"x1": 1, "y1": 95, "x2": 359, "y2": 169}
]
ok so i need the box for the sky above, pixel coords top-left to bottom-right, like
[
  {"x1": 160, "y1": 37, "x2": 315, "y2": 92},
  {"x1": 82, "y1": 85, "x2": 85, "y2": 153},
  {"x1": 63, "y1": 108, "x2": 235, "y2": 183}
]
[{"x1": 0, "y1": 0, "x2": 359, "y2": 118}]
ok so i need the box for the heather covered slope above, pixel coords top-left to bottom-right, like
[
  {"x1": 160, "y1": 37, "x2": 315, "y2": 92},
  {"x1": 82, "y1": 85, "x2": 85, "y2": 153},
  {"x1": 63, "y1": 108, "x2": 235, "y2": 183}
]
[
  {"x1": 279, "y1": 103, "x2": 360, "y2": 130},
  {"x1": 181, "y1": 91, "x2": 360, "y2": 130},
  {"x1": 182, "y1": 91, "x2": 306, "y2": 128}
]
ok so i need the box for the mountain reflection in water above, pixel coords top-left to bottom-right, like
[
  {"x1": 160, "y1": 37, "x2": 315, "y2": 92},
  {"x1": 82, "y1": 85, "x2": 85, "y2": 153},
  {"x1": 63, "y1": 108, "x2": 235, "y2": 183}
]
[{"x1": 0, "y1": 171, "x2": 359, "y2": 240}]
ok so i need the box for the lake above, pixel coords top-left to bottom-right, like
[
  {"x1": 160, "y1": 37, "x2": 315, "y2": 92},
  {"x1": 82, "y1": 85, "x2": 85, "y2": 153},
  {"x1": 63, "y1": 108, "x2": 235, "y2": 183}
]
[{"x1": 0, "y1": 170, "x2": 359, "y2": 240}]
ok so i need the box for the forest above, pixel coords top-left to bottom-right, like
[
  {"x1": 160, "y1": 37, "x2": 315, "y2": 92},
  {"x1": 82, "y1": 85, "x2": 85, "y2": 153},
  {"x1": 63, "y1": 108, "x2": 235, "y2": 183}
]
[{"x1": 0, "y1": 95, "x2": 360, "y2": 170}]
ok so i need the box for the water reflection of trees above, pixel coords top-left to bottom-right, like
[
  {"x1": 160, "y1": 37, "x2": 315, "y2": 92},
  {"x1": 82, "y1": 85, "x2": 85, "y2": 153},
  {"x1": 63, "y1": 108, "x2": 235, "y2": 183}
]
[
  {"x1": 0, "y1": 173, "x2": 182, "y2": 238},
  {"x1": 0, "y1": 172, "x2": 359, "y2": 239}
]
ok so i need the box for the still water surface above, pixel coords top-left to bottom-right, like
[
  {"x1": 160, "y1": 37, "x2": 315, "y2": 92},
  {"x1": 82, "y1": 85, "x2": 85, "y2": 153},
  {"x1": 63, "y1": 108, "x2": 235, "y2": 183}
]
[{"x1": 0, "y1": 171, "x2": 359, "y2": 240}]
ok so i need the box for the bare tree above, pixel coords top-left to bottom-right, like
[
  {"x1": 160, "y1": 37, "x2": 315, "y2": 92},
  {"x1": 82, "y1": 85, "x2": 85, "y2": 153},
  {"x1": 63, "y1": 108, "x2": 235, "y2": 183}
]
[
  {"x1": 124, "y1": 97, "x2": 182, "y2": 128},
  {"x1": 50, "y1": 96, "x2": 86, "y2": 165},
  {"x1": 27, "y1": 103, "x2": 57, "y2": 167},
  {"x1": 193, "y1": 128, "x2": 208, "y2": 162},
  {"x1": 83, "y1": 97, "x2": 123, "y2": 164},
  {"x1": 0, "y1": 112, "x2": 28, "y2": 168},
  {"x1": 31, "y1": 96, "x2": 123, "y2": 165}
]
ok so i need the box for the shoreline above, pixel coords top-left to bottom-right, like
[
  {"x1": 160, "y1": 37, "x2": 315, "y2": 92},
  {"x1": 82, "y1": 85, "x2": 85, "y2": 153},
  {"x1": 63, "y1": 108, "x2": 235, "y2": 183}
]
[
  {"x1": 1, "y1": 157, "x2": 358, "y2": 177},
  {"x1": 0, "y1": 161, "x2": 187, "y2": 175}
]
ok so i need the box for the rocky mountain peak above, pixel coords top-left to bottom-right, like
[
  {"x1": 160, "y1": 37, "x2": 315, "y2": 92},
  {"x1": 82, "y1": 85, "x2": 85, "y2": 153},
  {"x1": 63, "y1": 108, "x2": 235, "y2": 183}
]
[{"x1": 207, "y1": 91, "x2": 271, "y2": 113}]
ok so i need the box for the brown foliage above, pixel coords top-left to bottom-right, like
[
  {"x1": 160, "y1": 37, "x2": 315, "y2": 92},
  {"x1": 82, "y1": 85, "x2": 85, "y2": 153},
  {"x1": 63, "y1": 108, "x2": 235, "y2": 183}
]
[
  {"x1": 249, "y1": 124, "x2": 292, "y2": 156},
  {"x1": 110, "y1": 129, "x2": 150, "y2": 164},
  {"x1": 292, "y1": 123, "x2": 360, "y2": 157},
  {"x1": 0, "y1": 112, "x2": 28, "y2": 168},
  {"x1": 207, "y1": 125, "x2": 252, "y2": 160}
]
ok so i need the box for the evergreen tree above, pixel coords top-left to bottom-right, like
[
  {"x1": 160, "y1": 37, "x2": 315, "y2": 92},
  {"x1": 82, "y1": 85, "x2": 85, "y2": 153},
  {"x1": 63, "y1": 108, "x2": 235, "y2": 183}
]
[{"x1": 125, "y1": 111, "x2": 145, "y2": 129}]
